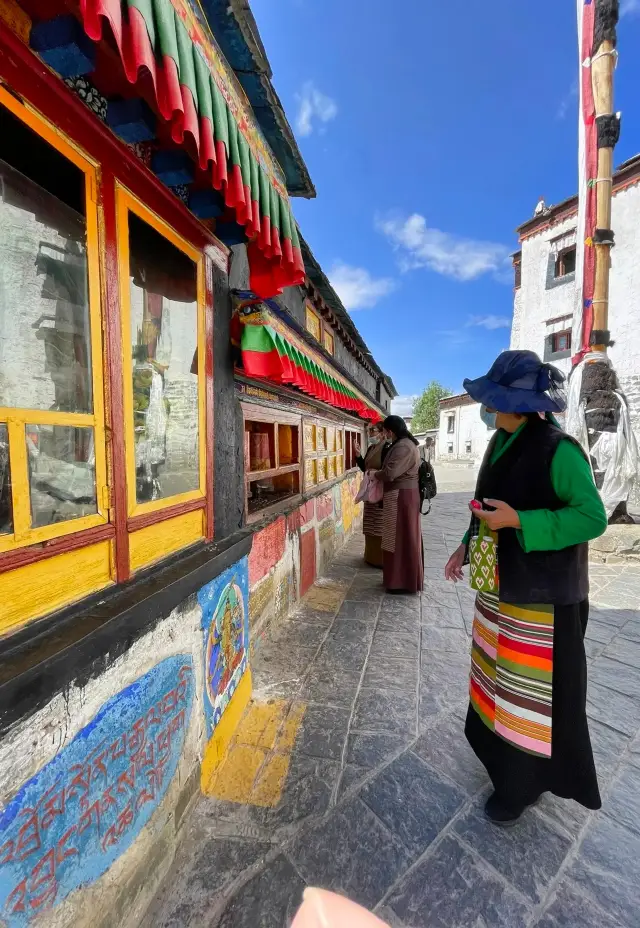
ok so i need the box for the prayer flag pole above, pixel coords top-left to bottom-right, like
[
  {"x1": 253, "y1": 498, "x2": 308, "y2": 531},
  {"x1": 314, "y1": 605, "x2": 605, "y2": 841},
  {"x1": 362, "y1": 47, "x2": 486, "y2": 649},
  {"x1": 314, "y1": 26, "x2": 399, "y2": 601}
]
[{"x1": 570, "y1": 0, "x2": 637, "y2": 523}]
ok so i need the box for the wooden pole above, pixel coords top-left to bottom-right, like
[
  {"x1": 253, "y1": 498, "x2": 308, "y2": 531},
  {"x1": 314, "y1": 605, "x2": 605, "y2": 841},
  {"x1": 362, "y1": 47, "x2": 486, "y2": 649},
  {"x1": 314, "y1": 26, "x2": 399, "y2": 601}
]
[
  {"x1": 578, "y1": 0, "x2": 635, "y2": 523},
  {"x1": 590, "y1": 35, "x2": 617, "y2": 351}
]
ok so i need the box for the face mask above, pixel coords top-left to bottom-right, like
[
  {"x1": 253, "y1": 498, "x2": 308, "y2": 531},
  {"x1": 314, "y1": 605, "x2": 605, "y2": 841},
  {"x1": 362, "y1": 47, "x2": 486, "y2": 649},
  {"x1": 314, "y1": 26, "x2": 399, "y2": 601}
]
[{"x1": 480, "y1": 405, "x2": 497, "y2": 430}]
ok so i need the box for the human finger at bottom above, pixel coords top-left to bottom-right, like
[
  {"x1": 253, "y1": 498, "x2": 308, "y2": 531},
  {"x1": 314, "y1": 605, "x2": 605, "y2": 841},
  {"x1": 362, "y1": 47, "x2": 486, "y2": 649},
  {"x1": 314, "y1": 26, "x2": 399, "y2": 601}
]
[{"x1": 291, "y1": 888, "x2": 391, "y2": 928}]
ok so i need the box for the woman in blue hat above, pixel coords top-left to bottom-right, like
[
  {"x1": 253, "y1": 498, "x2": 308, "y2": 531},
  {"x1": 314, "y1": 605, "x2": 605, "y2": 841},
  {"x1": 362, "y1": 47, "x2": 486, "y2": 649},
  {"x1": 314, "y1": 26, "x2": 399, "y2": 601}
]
[{"x1": 444, "y1": 350, "x2": 607, "y2": 825}]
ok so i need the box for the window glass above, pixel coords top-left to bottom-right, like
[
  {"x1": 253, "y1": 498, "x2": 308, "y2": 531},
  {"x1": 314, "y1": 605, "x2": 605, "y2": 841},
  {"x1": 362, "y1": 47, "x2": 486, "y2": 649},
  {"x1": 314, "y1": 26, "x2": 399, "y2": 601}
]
[
  {"x1": 0, "y1": 422, "x2": 12, "y2": 534},
  {"x1": 27, "y1": 423, "x2": 97, "y2": 527},
  {"x1": 0, "y1": 158, "x2": 92, "y2": 413},
  {"x1": 128, "y1": 213, "x2": 199, "y2": 504}
]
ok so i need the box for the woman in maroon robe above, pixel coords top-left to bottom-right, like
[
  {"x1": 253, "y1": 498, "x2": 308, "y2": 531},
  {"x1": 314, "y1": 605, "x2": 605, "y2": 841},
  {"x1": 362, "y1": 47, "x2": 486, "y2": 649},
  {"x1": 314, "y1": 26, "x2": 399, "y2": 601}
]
[{"x1": 375, "y1": 416, "x2": 424, "y2": 594}]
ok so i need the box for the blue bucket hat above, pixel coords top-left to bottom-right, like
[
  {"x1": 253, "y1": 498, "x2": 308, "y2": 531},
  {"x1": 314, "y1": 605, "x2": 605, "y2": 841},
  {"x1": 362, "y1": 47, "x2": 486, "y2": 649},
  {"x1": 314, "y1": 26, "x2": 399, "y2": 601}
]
[{"x1": 463, "y1": 350, "x2": 567, "y2": 414}]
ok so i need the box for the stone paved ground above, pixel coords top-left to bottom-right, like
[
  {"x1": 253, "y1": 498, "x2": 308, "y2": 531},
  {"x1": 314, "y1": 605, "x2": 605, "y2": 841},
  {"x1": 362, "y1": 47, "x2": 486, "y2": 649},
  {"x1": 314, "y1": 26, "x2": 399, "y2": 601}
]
[{"x1": 144, "y1": 492, "x2": 640, "y2": 928}]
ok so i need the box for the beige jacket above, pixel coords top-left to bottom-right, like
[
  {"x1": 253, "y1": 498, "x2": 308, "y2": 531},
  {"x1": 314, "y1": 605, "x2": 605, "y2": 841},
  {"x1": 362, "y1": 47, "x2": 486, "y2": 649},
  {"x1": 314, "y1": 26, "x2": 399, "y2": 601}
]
[{"x1": 375, "y1": 437, "x2": 420, "y2": 490}]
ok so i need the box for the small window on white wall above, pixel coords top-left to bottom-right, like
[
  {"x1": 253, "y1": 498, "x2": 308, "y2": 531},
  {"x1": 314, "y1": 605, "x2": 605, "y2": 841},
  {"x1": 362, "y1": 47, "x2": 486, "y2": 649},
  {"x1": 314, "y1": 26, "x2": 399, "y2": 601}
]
[
  {"x1": 447, "y1": 415, "x2": 455, "y2": 434},
  {"x1": 465, "y1": 441, "x2": 472, "y2": 454},
  {"x1": 447, "y1": 443, "x2": 454, "y2": 454}
]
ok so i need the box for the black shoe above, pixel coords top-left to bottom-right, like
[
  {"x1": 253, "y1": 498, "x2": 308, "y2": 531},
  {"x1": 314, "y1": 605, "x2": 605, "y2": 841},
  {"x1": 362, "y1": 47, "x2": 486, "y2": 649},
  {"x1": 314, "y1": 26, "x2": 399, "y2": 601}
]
[{"x1": 484, "y1": 792, "x2": 524, "y2": 827}]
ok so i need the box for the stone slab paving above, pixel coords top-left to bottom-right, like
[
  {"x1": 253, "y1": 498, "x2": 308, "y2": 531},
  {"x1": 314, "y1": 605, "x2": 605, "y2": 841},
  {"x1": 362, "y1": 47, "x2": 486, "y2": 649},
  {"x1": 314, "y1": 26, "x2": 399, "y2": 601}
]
[{"x1": 143, "y1": 493, "x2": 640, "y2": 928}]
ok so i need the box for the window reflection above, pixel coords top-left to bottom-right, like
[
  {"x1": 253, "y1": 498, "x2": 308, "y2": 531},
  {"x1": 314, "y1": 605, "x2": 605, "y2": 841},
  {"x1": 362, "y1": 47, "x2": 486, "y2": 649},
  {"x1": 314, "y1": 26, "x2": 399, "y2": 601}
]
[
  {"x1": 128, "y1": 213, "x2": 199, "y2": 504},
  {"x1": 0, "y1": 158, "x2": 93, "y2": 414},
  {"x1": 27, "y1": 424, "x2": 97, "y2": 528},
  {"x1": 0, "y1": 423, "x2": 12, "y2": 534}
]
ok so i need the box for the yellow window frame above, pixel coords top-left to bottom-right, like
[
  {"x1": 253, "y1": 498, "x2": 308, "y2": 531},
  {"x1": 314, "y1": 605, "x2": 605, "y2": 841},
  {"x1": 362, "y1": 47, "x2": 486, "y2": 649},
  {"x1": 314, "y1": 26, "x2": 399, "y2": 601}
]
[
  {"x1": 115, "y1": 185, "x2": 207, "y2": 519},
  {"x1": 0, "y1": 86, "x2": 108, "y2": 553}
]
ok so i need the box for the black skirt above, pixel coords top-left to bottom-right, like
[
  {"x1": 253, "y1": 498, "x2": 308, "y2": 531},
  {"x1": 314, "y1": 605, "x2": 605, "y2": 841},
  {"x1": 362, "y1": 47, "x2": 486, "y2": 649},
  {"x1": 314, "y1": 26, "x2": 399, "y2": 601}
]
[{"x1": 465, "y1": 599, "x2": 602, "y2": 811}]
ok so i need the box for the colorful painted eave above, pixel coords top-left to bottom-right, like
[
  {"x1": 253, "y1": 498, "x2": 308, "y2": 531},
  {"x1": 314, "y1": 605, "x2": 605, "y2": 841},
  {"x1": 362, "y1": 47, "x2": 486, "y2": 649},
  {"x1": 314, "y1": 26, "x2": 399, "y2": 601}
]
[
  {"x1": 235, "y1": 301, "x2": 383, "y2": 423},
  {"x1": 196, "y1": 0, "x2": 315, "y2": 199},
  {"x1": 20, "y1": 0, "x2": 305, "y2": 299}
]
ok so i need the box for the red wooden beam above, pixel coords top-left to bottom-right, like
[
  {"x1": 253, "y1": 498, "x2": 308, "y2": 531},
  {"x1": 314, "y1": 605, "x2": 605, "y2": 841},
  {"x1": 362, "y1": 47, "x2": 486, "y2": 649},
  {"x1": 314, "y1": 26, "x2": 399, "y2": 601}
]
[
  {"x1": 0, "y1": 525, "x2": 115, "y2": 575},
  {"x1": 204, "y1": 253, "x2": 215, "y2": 541},
  {"x1": 127, "y1": 498, "x2": 206, "y2": 533}
]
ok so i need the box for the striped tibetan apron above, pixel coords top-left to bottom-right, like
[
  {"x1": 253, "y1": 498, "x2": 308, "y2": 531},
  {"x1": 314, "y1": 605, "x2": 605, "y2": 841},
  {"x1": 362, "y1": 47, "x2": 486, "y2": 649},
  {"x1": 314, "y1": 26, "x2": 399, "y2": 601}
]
[{"x1": 470, "y1": 592, "x2": 554, "y2": 758}]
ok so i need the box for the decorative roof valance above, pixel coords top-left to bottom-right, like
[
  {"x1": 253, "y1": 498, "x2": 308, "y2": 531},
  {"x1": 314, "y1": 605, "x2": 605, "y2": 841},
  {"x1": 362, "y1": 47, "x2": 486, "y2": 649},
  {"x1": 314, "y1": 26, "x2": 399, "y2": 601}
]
[
  {"x1": 79, "y1": 0, "x2": 304, "y2": 297},
  {"x1": 233, "y1": 300, "x2": 382, "y2": 423}
]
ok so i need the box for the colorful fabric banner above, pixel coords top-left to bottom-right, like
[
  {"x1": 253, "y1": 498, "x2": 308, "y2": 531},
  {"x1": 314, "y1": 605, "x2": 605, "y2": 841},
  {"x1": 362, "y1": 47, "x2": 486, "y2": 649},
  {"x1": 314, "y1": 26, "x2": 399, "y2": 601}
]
[
  {"x1": 572, "y1": 0, "x2": 598, "y2": 363},
  {"x1": 79, "y1": 0, "x2": 305, "y2": 298},
  {"x1": 236, "y1": 303, "x2": 382, "y2": 422}
]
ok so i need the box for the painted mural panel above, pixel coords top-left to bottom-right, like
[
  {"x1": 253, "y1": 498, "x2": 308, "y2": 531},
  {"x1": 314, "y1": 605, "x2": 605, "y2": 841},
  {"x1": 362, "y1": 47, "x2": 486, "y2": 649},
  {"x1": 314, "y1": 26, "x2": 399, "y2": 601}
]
[
  {"x1": 199, "y1": 557, "x2": 249, "y2": 738},
  {"x1": 305, "y1": 457, "x2": 317, "y2": 487},
  {"x1": 0, "y1": 656, "x2": 194, "y2": 926}
]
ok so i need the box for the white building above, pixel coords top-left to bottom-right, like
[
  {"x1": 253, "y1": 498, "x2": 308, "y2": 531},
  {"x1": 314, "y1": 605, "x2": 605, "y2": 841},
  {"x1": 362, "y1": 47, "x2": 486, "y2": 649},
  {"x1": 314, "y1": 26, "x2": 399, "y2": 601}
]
[
  {"x1": 511, "y1": 154, "x2": 640, "y2": 450},
  {"x1": 437, "y1": 393, "x2": 493, "y2": 465},
  {"x1": 435, "y1": 154, "x2": 640, "y2": 496}
]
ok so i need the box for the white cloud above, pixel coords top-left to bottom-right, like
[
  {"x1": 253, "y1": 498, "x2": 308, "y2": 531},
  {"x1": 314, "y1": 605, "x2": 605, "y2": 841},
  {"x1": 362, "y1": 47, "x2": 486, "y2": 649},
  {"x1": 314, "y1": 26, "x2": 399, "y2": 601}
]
[
  {"x1": 391, "y1": 395, "x2": 418, "y2": 417},
  {"x1": 295, "y1": 82, "x2": 337, "y2": 137},
  {"x1": 377, "y1": 213, "x2": 511, "y2": 283},
  {"x1": 467, "y1": 314, "x2": 512, "y2": 330},
  {"x1": 328, "y1": 262, "x2": 396, "y2": 311},
  {"x1": 557, "y1": 81, "x2": 578, "y2": 120},
  {"x1": 621, "y1": 0, "x2": 640, "y2": 16}
]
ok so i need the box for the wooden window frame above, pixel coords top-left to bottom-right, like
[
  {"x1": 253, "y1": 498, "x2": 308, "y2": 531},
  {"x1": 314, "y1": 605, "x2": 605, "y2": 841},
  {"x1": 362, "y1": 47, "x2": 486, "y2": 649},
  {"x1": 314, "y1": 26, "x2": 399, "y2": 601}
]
[
  {"x1": 0, "y1": 31, "x2": 223, "y2": 631},
  {"x1": 447, "y1": 415, "x2": 455, "y2": 434},
  {"x1": 242, "y1": 403, "x2": 302, "y2": 523},
  {"x1": 554, "y1": 246, "x2": 576, "y2": 279},
  {"x1": 514, "y1": 258, "x2": 522, "y2": 290},
  {"x1": 0, "y1": 85, "x2": 109, "y2": 554},
  {"x1": 116, "y1": 184, "x2": 207, "y2": 523},
  {"x1": 344, "y1": 427, "x2": 364, "y2": 472},
  {"x1": 551, "y1": 329, "x2": 572, "y2": 354}
]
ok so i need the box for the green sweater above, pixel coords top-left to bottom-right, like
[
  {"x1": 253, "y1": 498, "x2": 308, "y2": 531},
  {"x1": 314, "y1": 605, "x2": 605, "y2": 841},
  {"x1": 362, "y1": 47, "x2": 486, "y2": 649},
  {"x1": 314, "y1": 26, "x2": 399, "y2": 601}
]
[{"x1": 462, "y1": 423, "x2": 607, "y2": 552}]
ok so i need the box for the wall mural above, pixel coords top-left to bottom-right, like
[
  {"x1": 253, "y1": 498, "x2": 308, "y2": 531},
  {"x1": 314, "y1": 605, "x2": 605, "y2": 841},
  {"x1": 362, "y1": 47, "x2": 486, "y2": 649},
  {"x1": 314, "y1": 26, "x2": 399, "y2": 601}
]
[
  {"x1": 199, "y1": 557, "x2": 249, "y2": 738},
  {"x1": 332, "y1": 483, "x2": 343, "y2": 525},
  {"x1": 0, "y1": 656, "x2": 194, "y2": 926},
  {"x1": 341, "y1": 474, "x2": 361, "y2": 535}
]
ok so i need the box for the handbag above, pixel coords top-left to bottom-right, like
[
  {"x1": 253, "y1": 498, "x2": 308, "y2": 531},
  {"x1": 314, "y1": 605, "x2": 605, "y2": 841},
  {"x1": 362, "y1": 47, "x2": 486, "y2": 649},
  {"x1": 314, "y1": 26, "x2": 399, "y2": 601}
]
[
  {"x1": 355, "y1": 471, "x2": 383, "y2": 504},
  {"x1": 469, "y1": 520, "x2": 498, "y2": 592}
]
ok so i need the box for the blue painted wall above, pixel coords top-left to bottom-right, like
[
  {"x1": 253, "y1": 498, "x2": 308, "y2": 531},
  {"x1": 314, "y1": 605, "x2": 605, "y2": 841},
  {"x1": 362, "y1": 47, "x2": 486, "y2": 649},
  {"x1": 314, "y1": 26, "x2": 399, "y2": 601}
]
[{"x1": 0, "y1": 656, "x2": 194, "y2": 926}]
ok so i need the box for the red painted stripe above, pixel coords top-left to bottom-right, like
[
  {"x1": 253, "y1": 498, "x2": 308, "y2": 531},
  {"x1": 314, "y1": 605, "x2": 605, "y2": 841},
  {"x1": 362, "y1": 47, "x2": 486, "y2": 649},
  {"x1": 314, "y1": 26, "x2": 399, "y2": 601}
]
[{"x1": 0, "y1": 524, "x2": 115, "y2": 574}]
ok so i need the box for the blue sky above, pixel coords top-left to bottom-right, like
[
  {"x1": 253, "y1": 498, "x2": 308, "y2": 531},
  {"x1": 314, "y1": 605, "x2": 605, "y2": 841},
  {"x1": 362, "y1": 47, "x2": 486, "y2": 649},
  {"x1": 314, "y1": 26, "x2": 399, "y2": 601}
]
[{"x1": 251, "y1": 0, "x2": 640, "y2": 413}]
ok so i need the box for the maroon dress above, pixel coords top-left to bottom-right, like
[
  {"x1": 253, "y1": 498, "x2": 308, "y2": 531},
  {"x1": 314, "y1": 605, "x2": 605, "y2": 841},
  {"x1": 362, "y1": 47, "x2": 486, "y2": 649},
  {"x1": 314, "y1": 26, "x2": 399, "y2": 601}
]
[{"x1": 376, "y1": 437, "x2": 424, "y2": 593}]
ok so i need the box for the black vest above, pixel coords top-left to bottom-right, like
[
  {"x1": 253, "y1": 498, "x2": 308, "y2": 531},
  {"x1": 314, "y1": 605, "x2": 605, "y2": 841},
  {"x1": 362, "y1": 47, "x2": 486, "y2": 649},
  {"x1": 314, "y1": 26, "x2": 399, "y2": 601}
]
[{"x1": 468, "y1": 418, "x2": 589, "y2": 605}]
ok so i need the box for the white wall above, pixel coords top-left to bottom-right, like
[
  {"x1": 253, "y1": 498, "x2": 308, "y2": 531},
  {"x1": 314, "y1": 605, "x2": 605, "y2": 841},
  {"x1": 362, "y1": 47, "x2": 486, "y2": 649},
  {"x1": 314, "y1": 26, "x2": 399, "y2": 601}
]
[
  {"x1": 437, "y1": 401, "x2": 493, "y2": 464},
  {"x1": 512, "y1": 185, "x2": 640, "y2": 382},
  {"x1": 511, "y1": 181, "x2": 640, "y2": 508},
  {"x1": 509, "y1": 214, "x2": 576, "y2": 379}
]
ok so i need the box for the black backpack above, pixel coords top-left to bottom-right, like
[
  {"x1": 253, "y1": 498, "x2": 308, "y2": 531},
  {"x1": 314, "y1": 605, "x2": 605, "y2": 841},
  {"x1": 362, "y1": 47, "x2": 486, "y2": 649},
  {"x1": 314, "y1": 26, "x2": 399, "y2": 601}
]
[{"x1": 418, "y1": 459, "x2": 437, "y2": 514}]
